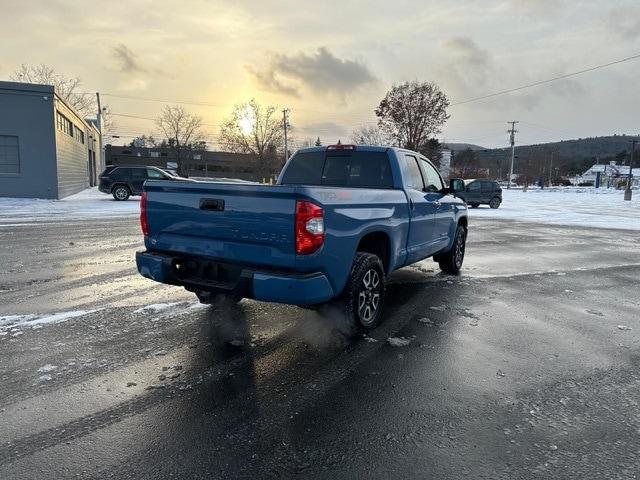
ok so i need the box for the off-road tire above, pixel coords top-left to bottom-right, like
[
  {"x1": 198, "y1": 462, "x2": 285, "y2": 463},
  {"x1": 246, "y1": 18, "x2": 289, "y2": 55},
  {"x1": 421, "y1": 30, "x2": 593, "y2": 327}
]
[
  {"x1": 438, "y1": 225, "x2": 467, "y2": 275},
  {"x1": 342, "y1": 252, "x2": 386, "y2": 331},
  {"x1": 489, "y1": 197, "x2": 501, "y2": 209}
]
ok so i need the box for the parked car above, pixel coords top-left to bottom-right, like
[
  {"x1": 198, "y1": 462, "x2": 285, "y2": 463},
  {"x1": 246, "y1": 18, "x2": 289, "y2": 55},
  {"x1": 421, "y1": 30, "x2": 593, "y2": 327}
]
[
  {"x1": 136, "y1": 145, "x2": 468, "y2": 331},
  {"x1": 456, "y1": 179, "x2": 502, "y2": 208},
  {"x1": 98, "y1": 166, "x2": 180, "y2": 201}
]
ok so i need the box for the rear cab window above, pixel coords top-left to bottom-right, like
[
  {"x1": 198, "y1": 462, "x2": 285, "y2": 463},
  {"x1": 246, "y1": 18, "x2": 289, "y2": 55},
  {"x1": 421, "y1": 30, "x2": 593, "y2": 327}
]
[{"x1": 280, "y1": 149, "x2": 394, "y2": 188}]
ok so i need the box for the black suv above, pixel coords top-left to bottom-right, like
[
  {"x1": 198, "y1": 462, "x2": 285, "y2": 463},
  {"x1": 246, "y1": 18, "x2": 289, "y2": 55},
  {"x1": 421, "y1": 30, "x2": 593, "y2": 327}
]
[
  {"x1": 99, "y1": 166, "x2": 177, "y2": 201},
  {"x1": 456, "y1": 179, "x2": 502, "y2": 208}
]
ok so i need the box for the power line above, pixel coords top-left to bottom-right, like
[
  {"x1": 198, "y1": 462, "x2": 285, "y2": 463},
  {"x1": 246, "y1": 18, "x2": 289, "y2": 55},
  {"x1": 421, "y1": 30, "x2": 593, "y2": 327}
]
[{"x1": 451, "y1": 52, "x2": 640, "y2": 106}]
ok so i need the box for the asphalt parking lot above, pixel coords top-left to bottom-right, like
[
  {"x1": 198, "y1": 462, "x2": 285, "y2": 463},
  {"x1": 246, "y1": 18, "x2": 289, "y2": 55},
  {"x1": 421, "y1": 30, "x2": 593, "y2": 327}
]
[{"x1": 0, "y1": 217, "x2": 639, "y2": 479}]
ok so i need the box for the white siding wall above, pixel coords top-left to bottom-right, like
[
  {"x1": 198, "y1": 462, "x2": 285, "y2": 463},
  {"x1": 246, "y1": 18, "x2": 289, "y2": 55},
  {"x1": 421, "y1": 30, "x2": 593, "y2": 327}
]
[{"x1": 54, "y1": 99, "x2": 89, "y2": 199}]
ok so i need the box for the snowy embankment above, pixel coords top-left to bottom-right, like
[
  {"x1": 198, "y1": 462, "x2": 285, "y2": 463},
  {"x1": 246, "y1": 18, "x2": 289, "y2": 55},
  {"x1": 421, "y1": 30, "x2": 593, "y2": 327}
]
[
  {"x1": 1, "y1": 186, "x2": 638, "y2": 231},
  {"x1": 0, "y1": 187, "x2": 139, "y2": 225},
  {"x1": 468, "y1": 187, "x2": 640, "y2": 231}
]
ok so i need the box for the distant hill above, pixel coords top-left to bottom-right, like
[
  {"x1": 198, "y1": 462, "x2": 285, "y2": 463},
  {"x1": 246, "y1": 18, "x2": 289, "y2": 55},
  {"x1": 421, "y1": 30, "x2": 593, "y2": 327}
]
[
  {"x1": 444, "y1": 143, "x2": 485, "y2": 151},
  {"x1": 472, "y1": 134, "x2": 640, "y2": 177}
]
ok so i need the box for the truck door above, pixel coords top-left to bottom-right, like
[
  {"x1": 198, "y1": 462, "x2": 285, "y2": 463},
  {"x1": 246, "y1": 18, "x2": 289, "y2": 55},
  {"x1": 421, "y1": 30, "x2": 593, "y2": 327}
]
[
  {"x1": 401, "y1": 154, "x2": 439, "y2": 263},
  {"x1": 419, "y1": 157, "x2": 452, "y2": 250}
]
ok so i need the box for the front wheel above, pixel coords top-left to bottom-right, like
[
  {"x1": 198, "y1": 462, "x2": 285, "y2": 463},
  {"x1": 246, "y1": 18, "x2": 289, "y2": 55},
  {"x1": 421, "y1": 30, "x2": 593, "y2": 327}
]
[
  {"x1": 489, "y1": 197, "x2": 501, "y2": 209},
  {"x1": 342, "y1": 252, "x2": 386, "y2": 331},
  {"x1": 438, "y1": 225, "x2": 467, "y2": 275}
]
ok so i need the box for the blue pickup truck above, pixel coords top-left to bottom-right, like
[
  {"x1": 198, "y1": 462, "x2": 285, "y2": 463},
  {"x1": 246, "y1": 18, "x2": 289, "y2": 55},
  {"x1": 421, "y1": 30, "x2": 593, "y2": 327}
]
[{"x1": 136, "y1": 145, "x2": 468, "y2": 330}]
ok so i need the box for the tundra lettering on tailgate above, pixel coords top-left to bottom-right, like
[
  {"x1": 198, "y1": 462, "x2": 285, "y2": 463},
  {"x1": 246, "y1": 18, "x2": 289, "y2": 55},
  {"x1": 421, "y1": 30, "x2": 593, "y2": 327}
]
[{"x1": 229, "y1": 228, "x2": 290, "y2": 245}]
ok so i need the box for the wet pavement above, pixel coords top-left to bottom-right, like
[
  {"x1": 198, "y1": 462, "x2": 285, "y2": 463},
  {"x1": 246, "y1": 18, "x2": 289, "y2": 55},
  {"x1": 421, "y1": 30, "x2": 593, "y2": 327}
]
[{"x1": 0, "y1": 217, "x2": 639, "y2": 479}]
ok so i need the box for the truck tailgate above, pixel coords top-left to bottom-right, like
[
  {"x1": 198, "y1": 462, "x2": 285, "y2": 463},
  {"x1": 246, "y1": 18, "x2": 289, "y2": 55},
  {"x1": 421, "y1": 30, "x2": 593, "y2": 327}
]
[{"x1": 144, "y1": 180, "x2": 298, "y2": 269}]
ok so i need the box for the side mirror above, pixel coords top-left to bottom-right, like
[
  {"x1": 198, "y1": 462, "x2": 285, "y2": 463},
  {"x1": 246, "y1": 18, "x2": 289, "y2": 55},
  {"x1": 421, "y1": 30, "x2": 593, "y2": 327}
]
[{"x1": 449, "y1": 178, "x2": 465, "y2": 194}]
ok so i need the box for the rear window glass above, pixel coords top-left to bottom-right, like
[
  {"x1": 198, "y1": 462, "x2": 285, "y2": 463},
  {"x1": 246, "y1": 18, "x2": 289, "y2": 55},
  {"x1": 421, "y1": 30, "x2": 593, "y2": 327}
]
[
  {"x1": 281, "y1": 151, "x2": 393, "y2": 188},
  {"x1": 280, "y1": 151, "x2": 325, "y2": 184},
  {"x1": 111, "y1": 168, "x2": 130, "y2": 178}
]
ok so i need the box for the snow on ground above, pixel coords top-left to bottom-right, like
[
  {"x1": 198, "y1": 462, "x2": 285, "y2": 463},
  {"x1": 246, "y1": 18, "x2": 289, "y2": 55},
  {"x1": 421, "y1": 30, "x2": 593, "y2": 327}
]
[
  {"x1": 387, "y1": 336, "x2": 413, "y2": 347},
  {"x1": 0, "y1": 309, "x2": 101, "y2": 331},
  {"x1": 0, "y1": 187, "x2": 139, "y2": 225},
  {"x1": 468, "y1": 187, "x2": 640, "y2": 231},
  {"x1": 133, "y1": 303, "x2": 181, "y2": 314},
  {"x1": 1, "y1": 185, "x2": 638, "y2": 230}
]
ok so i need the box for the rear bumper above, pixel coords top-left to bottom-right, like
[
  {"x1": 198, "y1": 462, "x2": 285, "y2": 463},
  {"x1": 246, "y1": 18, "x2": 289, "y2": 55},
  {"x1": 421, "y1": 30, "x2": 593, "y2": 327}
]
[{"x1": 136, "y1": 250, "x2": 335, "y2": 305}]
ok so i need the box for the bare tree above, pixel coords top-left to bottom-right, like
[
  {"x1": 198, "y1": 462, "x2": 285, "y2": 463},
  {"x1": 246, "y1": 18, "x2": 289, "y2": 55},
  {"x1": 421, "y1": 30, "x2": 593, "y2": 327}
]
[
  {"x1": 98, "y1": 105, "x2": 117, "y2": 138},
  {"x1": 155, "y1": 105, "x2": 205, "y2": 177},
  {"x1": 10, "y1": 64, "x2": 95, "y2": 117},
  {"x1": 219, "y1": 99, "x2": 285, "y2": 177},
  {"x1": 351, "y1": 125, "x2": 388, "y2": 146},
  {"x1": 375, "y1": 81, "x2": 450, "y2": 151}
]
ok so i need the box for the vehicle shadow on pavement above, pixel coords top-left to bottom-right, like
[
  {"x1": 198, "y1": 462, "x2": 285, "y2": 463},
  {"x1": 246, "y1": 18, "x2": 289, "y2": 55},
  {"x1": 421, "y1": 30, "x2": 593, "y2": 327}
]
[{"x1": 90, "y1": 274, "x2": 467, "y2": 479}]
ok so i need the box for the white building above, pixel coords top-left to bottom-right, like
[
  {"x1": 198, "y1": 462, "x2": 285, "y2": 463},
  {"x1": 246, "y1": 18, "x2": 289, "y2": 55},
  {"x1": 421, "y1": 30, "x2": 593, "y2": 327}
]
[
  {"x1": 439, "y1": 149, "x2": 452, "y2": 180},
  {"x1": 571, "y1": 161, "x2": 639, "y2": 188}
]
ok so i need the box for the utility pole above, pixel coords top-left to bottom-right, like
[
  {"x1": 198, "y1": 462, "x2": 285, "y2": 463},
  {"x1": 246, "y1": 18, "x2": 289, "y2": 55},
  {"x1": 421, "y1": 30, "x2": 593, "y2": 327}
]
[
  {"x1": 507, "y1": 121, "x2": 519, "y2": 189},
  {"x1": 549, "y1": 151, "x2": 553, "y2": 188},
  {"x1": 625, "y1": 139, "x2": 637, "y2": 201},
  {"x1": 96, "y1": 92, "x2": 104, "y2": 181},
  {"x1": 282, "y1": 109, "x2": 289, "y2": 163},
  {"x1": 96, "y1": 92, "x2": 102, "y2": 132}
]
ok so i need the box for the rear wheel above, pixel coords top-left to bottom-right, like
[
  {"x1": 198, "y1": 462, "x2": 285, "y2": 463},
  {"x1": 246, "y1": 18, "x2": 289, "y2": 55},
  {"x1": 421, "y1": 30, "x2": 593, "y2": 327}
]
[
  {"x1": 489, "y1": 197, "x2": 501, "y2": 209},
  {"x1": 342, "y1": 252, "x2": 386, "y2": 331},
  {"x1": 438, "y1": 225, "x2": 466, "y2": 275},
  {"x1": 112, "y1": 185, "x2": 130, "y2": 201}
]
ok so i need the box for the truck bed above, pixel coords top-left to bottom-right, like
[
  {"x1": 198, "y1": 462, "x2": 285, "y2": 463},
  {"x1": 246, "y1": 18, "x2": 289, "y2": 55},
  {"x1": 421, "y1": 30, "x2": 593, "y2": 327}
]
[{"x1": 140, "y1": 179, "x2": 410, "y2": 301}]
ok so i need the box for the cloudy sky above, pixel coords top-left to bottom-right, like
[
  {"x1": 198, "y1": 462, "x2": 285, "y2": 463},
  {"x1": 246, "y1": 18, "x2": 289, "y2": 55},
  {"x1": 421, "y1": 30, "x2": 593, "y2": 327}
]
[{"x1": 1, "y1": 0, "x2": 639, "y2": 148}]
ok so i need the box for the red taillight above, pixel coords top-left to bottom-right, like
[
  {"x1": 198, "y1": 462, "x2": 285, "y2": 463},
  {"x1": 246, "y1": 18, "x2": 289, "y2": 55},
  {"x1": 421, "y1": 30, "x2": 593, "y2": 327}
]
[
  {"x1": 295, "y1": 200, "x2": 324, "y2": 255},
  {"x1": 140, "y1": 192, "x2": 149, "y2": 236}
]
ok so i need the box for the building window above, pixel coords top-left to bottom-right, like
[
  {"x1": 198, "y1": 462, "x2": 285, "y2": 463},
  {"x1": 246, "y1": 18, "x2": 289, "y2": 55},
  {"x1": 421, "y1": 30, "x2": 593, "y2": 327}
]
[
  {"x1": 150, "y1": 151, "x2": 160, "y2": 158},
  {"x1": 56, "y1": 111, "x2": 74, "y2": 137},
  {"x1": 74, "y1": 128, "x2": 85, "y2": 144},
  {"x1": 0, "y1": 135, "x2": 20, "y2": 174}
]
